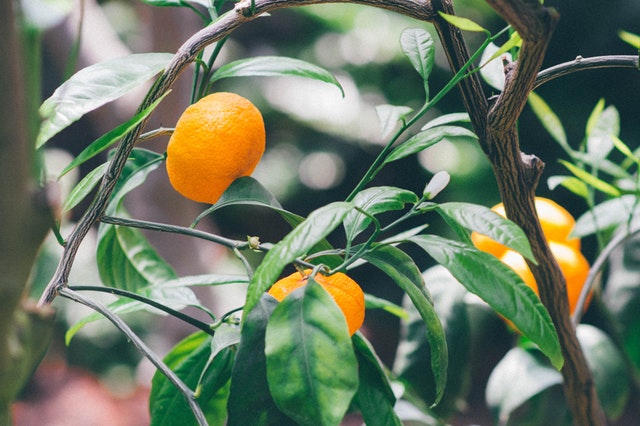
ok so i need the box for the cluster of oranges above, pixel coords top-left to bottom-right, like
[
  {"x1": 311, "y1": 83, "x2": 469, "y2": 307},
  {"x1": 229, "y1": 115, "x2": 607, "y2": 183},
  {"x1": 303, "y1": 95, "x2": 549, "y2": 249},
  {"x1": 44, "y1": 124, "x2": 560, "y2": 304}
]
[{"x1": 472, "y1": 197, "x2": 591, "y2": 316}]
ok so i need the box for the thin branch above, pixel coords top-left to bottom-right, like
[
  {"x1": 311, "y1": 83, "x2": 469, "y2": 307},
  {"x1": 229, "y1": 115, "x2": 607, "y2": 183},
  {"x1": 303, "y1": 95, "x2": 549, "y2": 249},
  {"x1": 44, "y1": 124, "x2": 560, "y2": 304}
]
[
  {"x1": 535, "y1": 55, "x2": 639, "y2": 89},
  {"x1": 100, "y1": 215, "x2": 248, "y2": 249},
  {"x1": 58, "y1": 287, "x2": 207, "y2": 426},
  {"x1": 68, "y1": 285, "x2": 215, "y2": 335}
]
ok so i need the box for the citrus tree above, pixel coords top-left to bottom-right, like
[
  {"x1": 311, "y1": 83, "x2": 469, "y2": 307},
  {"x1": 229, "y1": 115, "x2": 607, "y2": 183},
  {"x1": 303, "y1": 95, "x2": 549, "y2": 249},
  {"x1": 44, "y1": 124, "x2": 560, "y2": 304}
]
[{"x1": 4, "y1": 0, "x2": 640, "y2": 424}]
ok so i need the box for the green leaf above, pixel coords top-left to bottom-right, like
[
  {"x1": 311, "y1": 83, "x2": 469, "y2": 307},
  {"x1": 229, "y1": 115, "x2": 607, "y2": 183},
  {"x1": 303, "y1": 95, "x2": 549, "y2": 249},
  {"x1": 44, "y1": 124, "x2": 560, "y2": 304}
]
[
  {"x1": 483, "y1": 31, "x2": 522, "y2": 65},
  {"x1": 528, "y1": 91, "x2": 569, "y2": 151},
  {"x1": 573, "y1": 195, "x2": 640, "y2": 237},
  {"x1": 385, "y1": 126, "x2": 478, "y2": 164},
  {"x1": 376, "y1": 104, "x2": 414, "y2": 139},
  {"x1": 400, "y1": 28, "x2": 435, "y2": 83},
  {"x1": 393, "y1": 265, "x2": 471, "y2": 417},
  {"x1": 619, "y1": 29, "x2": 640, "y2": 48},
  {"x1": 343, "y1": 186, "x2": 418, "y2": 241},
  {"x1": 421, "y1": 112, "x2": 470, "y2": 130},
  {"x1": 265, "y1": 279, "x2": 359, "y2": 426},
  {"x1": 438, "y1": 12, "x2": 486, "y2": 33},
  {"x1": 244, "y1": 202, "x2": 353, "y2": 314},
  {"x1": 435, "y1": 202, "x2": 536, "y2": 262},
  {"x1": 106, "y1": 148, "x2": 165, "y2": 214},
  {"x1": 479, "y1": 42, "x2": 510, "y2": 91},
  {"x1": 547, "y1": 175, "x2": 590, "y2": 199},
  {"x1": 585, "y1": 98, "x2": 606, "y2": 136},
  {"x1": 586, "y1": 104, "x2": 620, "y2": 161},
  {"x1": 210, "y1": 56, "x2": 344, "y2": 96},
  {"x1": 37, "y1": 53, "x2": 173, "y2": 148},
  {"x1": 612, "y1": 135, "x2": 639, "y2": 165},
  {"x1": 150, "y1": 331, "x2": 234, "y2": 426},
  {"x1": 59, "y1": 93, "x2": 169, "y2": 177},
  {"x1": 363, "y1": 245, "x2": 448, "y2": 406},
  {"x1": 409, "y1": 234, "x2": 563, "y2": 369},
  {"x1": 364, "y1": 293, "x2": 408, "y2": 320},
  {"x1": 227, "y1": 295, "x2": 295, "y2": 425},
  {"x1": 559, "y1": 160, "x2": 621, "y2": 197},
  {"x1": 193, "y1": 176, "x2": 282, "y2": 226},
  {"x1": 486, "y1": 347, "x2": 563, "y2": 422},
  {"x1": 96, "y1": 208, "x2": 177, "y2": 291},
  {"x1": 65, "y1": 277, "x2": 203, "y2": 344},
  {"x1": 577, "y1": 325, "x2": 630, "y2": 420},
  {"x1": 61, "y1": 162, "x2": 109, "y2": 214},
  {"x1": 352, "y1": 333, "x2": 402, "y2": 426}
]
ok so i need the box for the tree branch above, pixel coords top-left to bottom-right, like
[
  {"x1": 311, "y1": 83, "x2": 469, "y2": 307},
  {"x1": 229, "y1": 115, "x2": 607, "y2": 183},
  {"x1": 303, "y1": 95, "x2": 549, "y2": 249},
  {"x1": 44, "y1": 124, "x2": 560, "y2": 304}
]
[
  {"x1": 432, "y1": 0, "x2": 606, "y2": 424},
  {"x1": 535, "y1": 54, "x2": 639, "y2": 89}
]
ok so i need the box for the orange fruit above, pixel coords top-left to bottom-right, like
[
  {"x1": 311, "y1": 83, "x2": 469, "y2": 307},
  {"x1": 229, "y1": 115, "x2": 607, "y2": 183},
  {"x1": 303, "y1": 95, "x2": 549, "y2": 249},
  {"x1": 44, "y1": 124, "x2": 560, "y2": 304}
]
[
  {"x1": 471, "y1": 197, "x2": 580, "y2": 258},
  {"x1": 268, "y1": 269, "x2": 365, "y2": 336},
  {"x1": 500, "y1": 241, "x2": 591, "y2": 316},
  {"x1": 166, "y1": 92, "x2": 266, "y2": 204}
]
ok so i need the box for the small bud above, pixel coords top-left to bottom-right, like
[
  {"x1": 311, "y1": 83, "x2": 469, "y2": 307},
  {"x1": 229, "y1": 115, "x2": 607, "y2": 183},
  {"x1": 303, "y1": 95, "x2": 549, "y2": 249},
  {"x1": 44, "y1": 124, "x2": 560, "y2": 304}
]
[
  {"x1": 247, "y1": 235, "x2": 260, "y2": 250},
  {"x1": 423, "y1": 171, "x2": 450, "y2": 200}
]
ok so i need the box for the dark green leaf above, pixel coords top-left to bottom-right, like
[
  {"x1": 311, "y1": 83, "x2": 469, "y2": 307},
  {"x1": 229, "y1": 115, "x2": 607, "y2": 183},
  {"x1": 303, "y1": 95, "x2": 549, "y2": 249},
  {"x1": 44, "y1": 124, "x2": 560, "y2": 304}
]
[
  {"x1": 210, "y1": 56, "x2": 343, "y2": 96},
  {"x1": 577, "y1": 325, "x2": 630, "y2": 420},
  {"x1": 150, "y1": 331, "x2": 233, "y2": 426},
  {"x1": 352, "y1": 333, "x2": 402, "y2": 426},
  {"x1": 435, "y1": 202, "x2": 535, "y2": 262},
  {"x1": 344, "y1": 186, "x2": 418, "y2": 241},
  {"x1": 393, "y1": 265, "x2": 471, "y2": 417},
  {"x1": 61, "y1": 162, "x2": 108, "y2": 214},
  {"x1": 400, "y1": 28, "x2": 435, "y2": 82},
  {"x1": 409, "y1": 234, "x2": 563, "y2": 369},
  {"x1": 227, "y1": 295, "x2": 295, "y2": 425},
  {"x1": 245, "y1": 202, "x2": 353, "y2": 314},
  {"x1": 375, "y1": 104, "x2": 414, "y2": 139},
  {"x1": 363, "y1": 245, "x2": 448, "y2": 406},
  {"x1": 59, "y1": 93, "x2": 168, "y2": 177},
  {"x1": 385, "y1": 126, "x2": 478, "y2": 164},
  {"x1": 486, "y1": 347, "x2": 563, "y2": 422},
  {"x1": 37, "y1": 53, "x2": 173, "y2": 148},
  {"x1": 96, "y1": 214, "x2": 178, "y2": 292},
  {"x1": 573, "y1": 195, "x2": 640, "y2": 238},
  {"x1": 265, "y1": 279, "x2": 359, "y2": 426}
]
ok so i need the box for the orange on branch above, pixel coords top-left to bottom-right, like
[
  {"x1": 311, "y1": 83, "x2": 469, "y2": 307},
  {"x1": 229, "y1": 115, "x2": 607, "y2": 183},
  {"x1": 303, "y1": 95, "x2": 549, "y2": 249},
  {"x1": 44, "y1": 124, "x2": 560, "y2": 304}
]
[
  {"x1": 166, "y1": 92, "x2": 266, "y2": 204},
  {"x1": 268, "y1": 269, "x2": 365, "y2": 336}
]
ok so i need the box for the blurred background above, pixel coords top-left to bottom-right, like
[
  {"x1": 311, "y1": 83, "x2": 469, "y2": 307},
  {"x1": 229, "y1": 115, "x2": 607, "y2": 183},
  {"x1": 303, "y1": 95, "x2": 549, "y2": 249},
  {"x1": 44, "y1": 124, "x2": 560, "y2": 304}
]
[{"x1": 15, "y1": 0, "x2": 639, "y2": 424}]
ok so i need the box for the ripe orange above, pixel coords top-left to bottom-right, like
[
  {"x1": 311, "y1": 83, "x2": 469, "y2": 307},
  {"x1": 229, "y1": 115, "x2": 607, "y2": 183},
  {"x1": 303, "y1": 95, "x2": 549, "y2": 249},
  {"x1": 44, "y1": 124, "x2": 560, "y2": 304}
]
[
  {"x1": 471, "y1": 197, "x2": 580, "y2": 258},
  {"x1": 500, "y1": 241, "x2": 591, "y2": 316},
  {"x1": 166, "y1": 92, "x2": 266, "y2": 204},
  {"x1": 268, "y1": 269, "x2": 365, "y2": 336}
]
